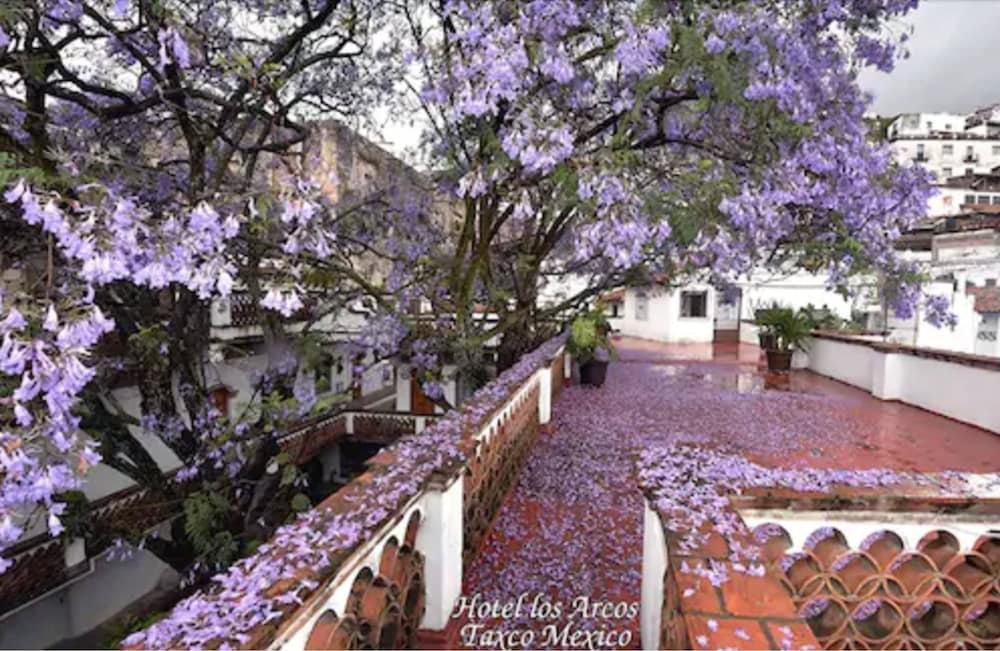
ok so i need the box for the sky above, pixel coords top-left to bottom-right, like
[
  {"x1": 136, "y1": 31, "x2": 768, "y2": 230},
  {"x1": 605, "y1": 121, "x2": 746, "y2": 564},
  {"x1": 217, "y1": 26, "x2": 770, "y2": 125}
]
[{"x1": 859, "y1": 0, "x2": 1000, "y2": 116}]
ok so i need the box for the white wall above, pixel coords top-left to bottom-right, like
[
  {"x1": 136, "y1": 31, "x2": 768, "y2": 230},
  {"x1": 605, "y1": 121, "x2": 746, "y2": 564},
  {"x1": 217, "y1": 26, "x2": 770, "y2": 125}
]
[
  {"x1": 807, "y1": 337, "x2": 874, "y2": 392},
  {"x1": 808, "y1": 336, "x2": 1000, "y2": 434},
  {"x1": 885, "y1": 281, "x2": 981, "y2": 355},
  {"x1": 0, "y1": 542, "x2": 178, "y2": 649},
  {"x1": 614, "y1": 285, "x2": 715, "y2": 343},
  {"x1": 739, "y1": 271, "x2": 856, "y2": 321},
  {"x1": 975, "y1": 313, "x2": 1000, "y2": 357}
]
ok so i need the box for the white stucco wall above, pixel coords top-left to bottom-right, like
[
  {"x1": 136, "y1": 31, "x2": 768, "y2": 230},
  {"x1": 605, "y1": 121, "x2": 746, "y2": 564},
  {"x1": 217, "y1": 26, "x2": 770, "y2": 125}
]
[
  {"x1": 807, "y1": 337, "x2": 874, "y2": 392},
  {"x1": 808, "y1": 336, "x2": 1000, "y2": 434},
  {"x1": 614, "y1": 285, "x2": 715, "y2": 343},
  {"x1": 0, "y1": 538, "x2": 178, "y2": 649},
  {"x1": 739, "y1": 272, "x2": 857, "y2": 321}
]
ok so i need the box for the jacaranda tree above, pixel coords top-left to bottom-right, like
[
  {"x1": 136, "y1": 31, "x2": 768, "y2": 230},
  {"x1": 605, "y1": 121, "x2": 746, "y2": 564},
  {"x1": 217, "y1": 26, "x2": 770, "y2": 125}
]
[{"x1": 1, "y1": 0, "x2": 938, "y2": 579}]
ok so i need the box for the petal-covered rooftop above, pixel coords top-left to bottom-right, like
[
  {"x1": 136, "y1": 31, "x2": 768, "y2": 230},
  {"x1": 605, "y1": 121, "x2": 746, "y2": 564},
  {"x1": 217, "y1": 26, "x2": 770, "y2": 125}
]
[{"x1": 459, "y1": 337, "x2": 1000, "y2": 649}]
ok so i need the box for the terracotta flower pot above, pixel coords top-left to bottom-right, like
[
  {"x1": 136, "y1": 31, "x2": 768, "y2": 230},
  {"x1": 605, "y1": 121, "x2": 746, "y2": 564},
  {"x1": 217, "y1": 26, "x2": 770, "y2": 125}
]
[{"x1": 766, "y1": 349, "x2": 793, "y2": 372}]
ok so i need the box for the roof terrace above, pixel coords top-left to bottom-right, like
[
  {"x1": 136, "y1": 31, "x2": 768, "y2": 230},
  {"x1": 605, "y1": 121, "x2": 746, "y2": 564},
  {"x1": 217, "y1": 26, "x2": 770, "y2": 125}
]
[{"x1": 124, "y1": 335, "x2": 1000, "y2": 651}]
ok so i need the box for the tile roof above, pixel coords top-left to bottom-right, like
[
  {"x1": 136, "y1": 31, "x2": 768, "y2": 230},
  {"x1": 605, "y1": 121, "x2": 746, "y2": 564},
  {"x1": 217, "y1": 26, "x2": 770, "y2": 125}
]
[
  {"x1": 967, "y1": 285, "x2": 1000, "y2": 313},
  {"x1": 601, "y1": 287, "x2": 625, "y2": 303}
]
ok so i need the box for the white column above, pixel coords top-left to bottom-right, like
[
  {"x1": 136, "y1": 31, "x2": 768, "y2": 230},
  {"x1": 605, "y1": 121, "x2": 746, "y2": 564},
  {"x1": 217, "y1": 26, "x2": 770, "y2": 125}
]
[
  {"x1": 563, "y1": 349, "x2": 571, "y2": 382},
  {"x1": 417, "y1": 473, "x2": 464, "y2": 630},
  {"x1": 64, "y1": 537, "x2": 86, "y2": 568},
  {"x1": 640, "y1": 500, "x2": 667, "y2": 651},
  {"x1": 345, "y1": 412, "x2": 355, "y2": 434},
  {"x1": 395, "y1": 366, "x2": 412, "y2": 412},
  {"x1": 538, "y1": 368, "x2": 552, "y2": 426},
  {"x1": 870, "y1": 350, "x2": 902, "y2": 401}
]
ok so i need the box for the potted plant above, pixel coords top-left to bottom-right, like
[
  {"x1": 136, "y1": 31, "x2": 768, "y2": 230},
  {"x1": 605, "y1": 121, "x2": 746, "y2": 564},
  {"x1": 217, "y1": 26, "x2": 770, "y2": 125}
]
[
  {"x1": 764, "y1": 308, "x2": 812, "y2": 372},
  {"x1": 754, "y1": 302, "x2": 781, "y2": 350},
  {"x1": 567, "y1": 309, "x2": 616, "y2": 387}
]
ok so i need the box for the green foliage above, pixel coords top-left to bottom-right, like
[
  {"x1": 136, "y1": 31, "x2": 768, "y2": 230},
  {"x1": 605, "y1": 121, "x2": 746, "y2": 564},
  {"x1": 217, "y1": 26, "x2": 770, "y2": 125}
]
[
  {"x1": 757, "y1": 305, "x2": 812, "y2": 352},
  {"x1": 101, "y1": 610, "x2": 169, "y2": 649},
  {"x1": 0, "y1": 152, "x2": 47, "y2": 187},
  {"x1": 566, "y1": 307, "x2": 616, "y2": 364},
  {"x1": 290, "y1": 493, "x2": 311, "y2": 513},
  {"x1": 183, "y1": 492, "x2": 238, "y2": 568},
  {"x1": 797, "y1": 303, "x2": 863, "y2": 333},
  {"x1": 57, "y1": 490, "x2": 93, "y2": 540}
]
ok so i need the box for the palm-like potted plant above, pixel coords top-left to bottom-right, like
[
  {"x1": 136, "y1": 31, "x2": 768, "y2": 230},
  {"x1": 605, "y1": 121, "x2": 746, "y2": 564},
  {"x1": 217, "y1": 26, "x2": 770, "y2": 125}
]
[
  {"x1": 762, "y1": 308, "x2": 812, "y2": 372},
  {"x1": 567, "y1": 309, "x2": 616, "y2": 387},
  {"x1": 754, "y1": 301, "x2": 782, "y2": 350}
]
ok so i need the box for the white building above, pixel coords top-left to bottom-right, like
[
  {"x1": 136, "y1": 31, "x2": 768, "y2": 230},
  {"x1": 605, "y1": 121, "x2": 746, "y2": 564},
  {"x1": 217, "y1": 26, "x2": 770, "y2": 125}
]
[
  {"x1": 887, "y1": 109, "x2": 1000, "y2": 187},
  {"x1": 604, "y1": 283, "x2": 717, "y2": 343},
  {"x1": 602, "y1": 271, "x2": 869, "y2": 345}
]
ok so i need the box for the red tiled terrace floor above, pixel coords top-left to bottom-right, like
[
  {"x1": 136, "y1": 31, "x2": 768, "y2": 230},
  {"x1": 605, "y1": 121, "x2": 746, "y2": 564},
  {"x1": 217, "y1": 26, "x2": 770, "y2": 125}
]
[{"x1": 457, "y1": 337, "x2": 1000, "y2": 649}]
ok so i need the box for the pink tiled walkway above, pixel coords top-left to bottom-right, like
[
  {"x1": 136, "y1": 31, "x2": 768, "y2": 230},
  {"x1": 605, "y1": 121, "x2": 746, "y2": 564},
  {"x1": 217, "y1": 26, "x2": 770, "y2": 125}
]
[{"x1": 457, "y1": 338, "x2": 1000, "y2": 649}]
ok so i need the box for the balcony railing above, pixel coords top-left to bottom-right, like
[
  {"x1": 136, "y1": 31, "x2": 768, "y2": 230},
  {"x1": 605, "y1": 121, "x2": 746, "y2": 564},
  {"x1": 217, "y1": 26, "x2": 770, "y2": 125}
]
[
  {"x1": 912, "y1": 153, "x2": 929, "y2": 162},
  {"x1": 964, "y1": 153, "x2": 980, "y2": 163},
  {"x1": 0, "y1": 406, "x2": 444, "y2": 620},
  {"x1": 124, "y1": 337, "x2": 569, "y2": 650},
  {"x1": 216, "y1": 292, "x2": 317, "y2": 328}
]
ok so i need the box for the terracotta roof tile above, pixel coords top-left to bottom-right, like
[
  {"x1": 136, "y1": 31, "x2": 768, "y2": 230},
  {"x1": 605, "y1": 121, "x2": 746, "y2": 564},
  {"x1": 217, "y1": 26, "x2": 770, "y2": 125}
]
[{"x1": 967, "y1": 285, "x2": 1000, "y2": 313}]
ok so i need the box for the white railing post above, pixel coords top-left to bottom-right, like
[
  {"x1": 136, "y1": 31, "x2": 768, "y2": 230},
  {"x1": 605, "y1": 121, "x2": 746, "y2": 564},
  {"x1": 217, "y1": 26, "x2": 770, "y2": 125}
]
[
  {"x1": 640, "y1": 499, "x2": 667, "y2": 651},
  {"x1": 417, "y1": 472, "x2": 463, "y2": 631},
  {"x1": 871, "y1": 350, "x2": 902, "y2": 401},
  {"x1": 538, "y1": 367, "x2": 552, "y2": 432},
  {"x1": 210, "y1": 297, "x2": 232, "y2": 328},
  {"x1": 345, "y1": 412, "x2": 354, "y2": 434},
  {"x1": 64, "y1": 537, "x2": 86, "y2": 568},
  {"x1": 414, "y1": 416, "x2": 426, "y2": 434},
  {"x1": 563, "y1": 349, "x2": 572, "y2": 385}
]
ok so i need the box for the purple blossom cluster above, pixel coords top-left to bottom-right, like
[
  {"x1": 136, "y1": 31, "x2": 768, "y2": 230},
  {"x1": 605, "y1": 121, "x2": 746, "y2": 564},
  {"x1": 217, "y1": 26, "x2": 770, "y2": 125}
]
[{"x1": 416, "y1": 0, "x2": 938, "y2": 316}]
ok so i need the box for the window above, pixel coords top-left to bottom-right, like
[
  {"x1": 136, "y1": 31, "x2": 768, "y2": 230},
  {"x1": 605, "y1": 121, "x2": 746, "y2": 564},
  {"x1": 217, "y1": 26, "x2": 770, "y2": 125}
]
[
  {"x1": 964, "y1": 194, "x2": 975, "y2": 205},
  {"x1": 608, "y1": 302, "x2": 622, "y2": 318},
  {"x1": 993, "y1": 196, "x2": 1000, "y2": 205},
  {"x1": 978, "y1": 195, "x2": 990, "y2": 204},
  {"x1": 993, "y1": 145, "x2": 1000, "y2": 156},
  {"x1": 966, "y1": 168, "x2": 974, "y2": 176},
  {"x1": 680, "y1": 291, "x2": 708, "y2": 318},
  {"x1": 634, "y1": 292, "x2": 649, "y2": 321},
  {"x1": 945, "y1": 123, "x2": 952, "y2": 131},
  {"x1": 942, "y1": 167, "x2": 952, "y2": 178},
  {"x1": 986, "y1": 278, "x2": 997, "y2": 288},
  {"x1": 926, "y1": 121, "x2": 932, "y2": 130},
  {"x1": 314, "y1": 355, "x2": 336, "y2": 393},
  {"x1": 942, "y1": 144, "x2": 953, "y2": 156},
  {"x1": 916, "y1": 143, "x2": 925, "y2": 154}
]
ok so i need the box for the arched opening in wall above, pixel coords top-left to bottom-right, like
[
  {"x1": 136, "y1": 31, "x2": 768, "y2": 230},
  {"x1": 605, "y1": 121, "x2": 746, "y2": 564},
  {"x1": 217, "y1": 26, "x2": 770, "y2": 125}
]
[
  {"x1": 379, "y1": 529, "x2": 426, "y2": 646},
  {"x1": 404, "y1": 511, "x2": 421, "y2": 548},
  {"x1": 304, "y1": 610, "x2": 360, "y2": 650}
]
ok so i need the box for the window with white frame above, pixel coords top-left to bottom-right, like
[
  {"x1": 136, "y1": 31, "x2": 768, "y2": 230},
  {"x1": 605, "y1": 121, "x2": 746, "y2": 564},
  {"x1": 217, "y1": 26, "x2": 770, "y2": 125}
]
[
  {"x1": 635, "y1": 292, "x2": 649, "y2": 321},
  {"x1": 993, "y1": 145, "x2": 1000, "y2": 156},
  {"x1": 680, "y1": 291, "x2": 708, "y2": 318},
  {"x1": 942, "y1": 144, "x2": 953, "y2": 156},
  {"x1": 942, "y1": 167, "x2": 952, "y2": 178}
]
